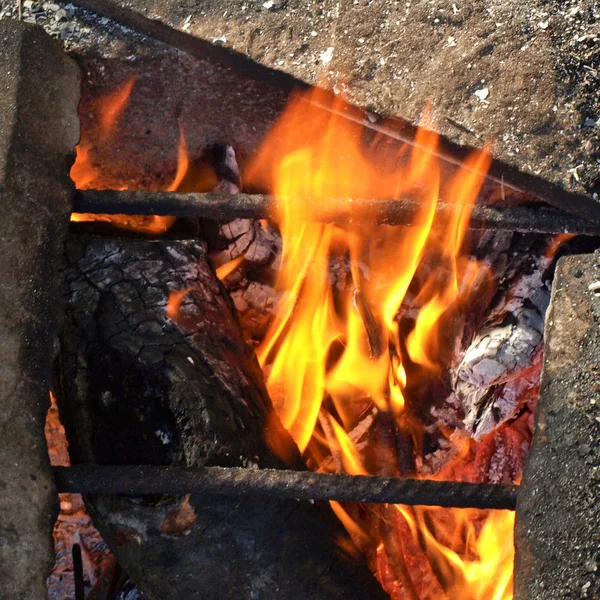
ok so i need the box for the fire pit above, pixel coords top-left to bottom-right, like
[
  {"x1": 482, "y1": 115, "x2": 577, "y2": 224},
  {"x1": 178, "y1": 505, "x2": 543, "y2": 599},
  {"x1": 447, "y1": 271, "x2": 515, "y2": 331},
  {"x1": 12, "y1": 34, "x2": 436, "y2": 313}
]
[{"x1": 0, "y1": 7, "x2": 599, "y2": 600}]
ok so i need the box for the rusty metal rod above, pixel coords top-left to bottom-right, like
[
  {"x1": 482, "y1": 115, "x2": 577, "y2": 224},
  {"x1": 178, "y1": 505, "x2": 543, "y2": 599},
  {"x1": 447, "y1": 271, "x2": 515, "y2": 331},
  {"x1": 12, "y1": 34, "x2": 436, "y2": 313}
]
[
  {"x1": 72, "y1": 544, "x2": 85, "y2": 600},
  {"x1": 74, "y1": 190, "x2": 600, "y2": 235},
  {"x1": 54, "y1": 465, "x2": 518, "y2": 510}
]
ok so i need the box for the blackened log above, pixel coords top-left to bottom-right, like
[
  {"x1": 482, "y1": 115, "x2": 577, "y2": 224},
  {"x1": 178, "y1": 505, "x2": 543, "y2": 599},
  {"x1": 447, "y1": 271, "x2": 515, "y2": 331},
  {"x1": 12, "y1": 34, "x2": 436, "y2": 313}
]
[
  {"x1": 514, "y1": 252, "x2": 600, "y2": 599},
  {"x1": 56, "y1": 236, "x2": 388, "y2": 600},
  {"x1": 0, "y1": 20, "x2": 80, "y2": 600},
  {"x1": 75, "y1": 190, "x2": 600, "y2": 234}
]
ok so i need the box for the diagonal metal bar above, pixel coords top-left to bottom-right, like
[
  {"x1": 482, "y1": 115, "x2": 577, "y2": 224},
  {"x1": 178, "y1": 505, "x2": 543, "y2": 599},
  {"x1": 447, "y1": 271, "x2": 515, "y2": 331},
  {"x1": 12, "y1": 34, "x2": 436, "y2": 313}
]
[
  {"x1": 54, "y1": 465, "x2": 518, "y2": 510},
  {"x1": 74, "y1": 190, "x2": 600, "y2": 235}
]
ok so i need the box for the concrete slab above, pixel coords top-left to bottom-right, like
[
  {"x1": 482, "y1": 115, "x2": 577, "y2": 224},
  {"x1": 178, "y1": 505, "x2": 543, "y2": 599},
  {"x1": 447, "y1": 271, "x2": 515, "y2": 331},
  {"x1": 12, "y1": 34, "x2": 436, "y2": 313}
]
[
  {"x1": 0, "y1": 19, "x2": 80, "y2": 599},
  {"x1": 514, "y1": 251, "x2": 600, "y2": 599}
]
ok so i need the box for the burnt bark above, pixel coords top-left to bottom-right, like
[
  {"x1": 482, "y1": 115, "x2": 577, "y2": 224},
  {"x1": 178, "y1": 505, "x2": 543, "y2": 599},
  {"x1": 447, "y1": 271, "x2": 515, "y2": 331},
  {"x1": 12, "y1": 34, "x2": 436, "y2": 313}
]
[{"x1": 55, "y1": 235, "x2": 388, "y2": 600}]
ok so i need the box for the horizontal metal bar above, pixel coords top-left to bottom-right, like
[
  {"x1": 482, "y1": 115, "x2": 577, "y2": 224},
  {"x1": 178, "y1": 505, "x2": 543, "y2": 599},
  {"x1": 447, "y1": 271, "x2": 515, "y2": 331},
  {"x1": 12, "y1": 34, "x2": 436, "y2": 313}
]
[
  {"x1": 74, "y1": 190, "x2": 600, "y2": 235},
  {"x1": 54, "y1": 465, "x2": 518, "y2": 510}
]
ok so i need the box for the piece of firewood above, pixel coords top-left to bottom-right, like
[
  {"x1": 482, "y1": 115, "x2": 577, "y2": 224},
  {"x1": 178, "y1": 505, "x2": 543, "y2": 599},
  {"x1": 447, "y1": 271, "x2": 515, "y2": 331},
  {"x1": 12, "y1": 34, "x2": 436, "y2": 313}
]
[
  {"x1": 449, "y1": 266, "x2": 550, "y2": 439},
  {"x1": 55, "y1": 235, "x2": 387, "y2": 600}
]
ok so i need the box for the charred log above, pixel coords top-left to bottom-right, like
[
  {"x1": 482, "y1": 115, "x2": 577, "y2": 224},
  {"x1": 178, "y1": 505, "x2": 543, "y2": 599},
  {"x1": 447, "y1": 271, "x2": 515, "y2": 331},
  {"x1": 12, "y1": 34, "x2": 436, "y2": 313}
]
[{"x1": 55, "y1": 235, "x2": 387, "y2": 600}]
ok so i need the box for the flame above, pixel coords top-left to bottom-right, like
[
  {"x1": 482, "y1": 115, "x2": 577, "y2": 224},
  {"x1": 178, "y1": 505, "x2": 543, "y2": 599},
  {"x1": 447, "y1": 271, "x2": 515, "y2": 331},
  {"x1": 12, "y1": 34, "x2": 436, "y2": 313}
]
[
  {"x1": 166, "y1": 287, "x2": 192, "y2": 322},
  {"x1": 98, "y1": 77, "x2": 137, "y2": 135},
  {"x1": 543, "y1": 232, "x2": 575, "y2": 263},
  {"x1": 247, "y1": 87, "x2": 513, "y2": 598},
  {"x1": 70, "y1": 76, "x2": 135, "y2": 195},
  {"x1": 215, "y1": 255, "x2": 245, "y2": 281}
]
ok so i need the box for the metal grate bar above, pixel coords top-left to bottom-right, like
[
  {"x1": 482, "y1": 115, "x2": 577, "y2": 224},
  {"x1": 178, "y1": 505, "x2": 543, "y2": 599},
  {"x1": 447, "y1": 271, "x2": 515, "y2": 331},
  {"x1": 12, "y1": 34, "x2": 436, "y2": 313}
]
[
  {"x1": 54, "y1": 465, "x2": 518, "y2": 510},
  {"x1": 73, "y1": 190, "x2": 600, "y2": 235}
]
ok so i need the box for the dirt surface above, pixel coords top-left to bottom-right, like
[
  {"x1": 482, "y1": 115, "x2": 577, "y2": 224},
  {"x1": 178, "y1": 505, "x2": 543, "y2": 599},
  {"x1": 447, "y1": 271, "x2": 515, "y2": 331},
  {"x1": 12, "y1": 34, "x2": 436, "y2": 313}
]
[
  {"x1": 48, "y1": 0, "x2": 600, "y2": 208},
  {"x1": 70, "y1": 52, "x2": 287, "y2": 192},
  {"x1": 514, "y1": 251, "x2": 600, "y2": 599}
]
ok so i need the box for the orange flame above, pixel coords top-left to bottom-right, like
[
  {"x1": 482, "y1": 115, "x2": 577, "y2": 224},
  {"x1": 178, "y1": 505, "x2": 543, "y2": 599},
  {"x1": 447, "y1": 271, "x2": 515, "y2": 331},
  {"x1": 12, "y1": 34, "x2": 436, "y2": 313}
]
[
  {"x1": 166, "y1": 287, "x2": 192, "y2": 322},
  {"x1": 70, "y1": 76, "x2": 136, "y2": 195},
  {"x1": 98, "y1": 77, "x2": 137, "y2": 135},
  {"x1": 247, "y1": 87, "x2": 513, "y2": 599},
  {"x1": 215, "y1": 255, "x2": 245, "y2": 281}
]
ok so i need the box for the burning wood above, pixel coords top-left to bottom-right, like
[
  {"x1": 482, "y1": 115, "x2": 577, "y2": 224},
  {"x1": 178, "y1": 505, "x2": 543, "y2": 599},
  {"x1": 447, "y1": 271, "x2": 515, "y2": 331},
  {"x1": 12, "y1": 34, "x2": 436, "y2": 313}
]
[
  {"x1": 58, "y1": 72, "x2": 587, "y2": 600},
  {"x1": 238, "y1": 87, "x2": 518, "y2": 600},
  {"x1": 55, "y1": 235, "x2": 387, "y2": 600},
  {"x1": 452, "y1": 269, "x2": 551, "y2": 439}
]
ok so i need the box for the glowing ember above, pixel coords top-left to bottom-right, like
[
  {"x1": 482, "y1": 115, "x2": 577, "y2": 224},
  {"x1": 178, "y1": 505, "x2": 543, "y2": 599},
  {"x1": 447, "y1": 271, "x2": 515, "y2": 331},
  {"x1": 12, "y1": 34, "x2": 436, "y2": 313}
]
[{"x1": 246, "y1": 88, "x2": 514, "y2": 599}]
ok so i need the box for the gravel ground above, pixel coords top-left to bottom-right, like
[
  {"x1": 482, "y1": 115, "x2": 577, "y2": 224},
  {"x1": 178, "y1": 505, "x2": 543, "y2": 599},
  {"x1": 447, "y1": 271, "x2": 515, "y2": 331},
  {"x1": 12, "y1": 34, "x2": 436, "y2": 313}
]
[
  {"x1": 0, "y1": 0, "x2": 153, "y2": 56},
  {"x1": 2, "y1": 0, "x2": 599, "y2": 207}
]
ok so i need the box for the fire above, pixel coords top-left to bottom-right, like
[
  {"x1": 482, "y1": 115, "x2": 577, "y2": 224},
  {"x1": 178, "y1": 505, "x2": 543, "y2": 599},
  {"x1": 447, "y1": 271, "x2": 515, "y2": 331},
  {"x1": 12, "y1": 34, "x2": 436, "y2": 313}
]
[
  {"x1": 247, "y1": 88, "x2": 514, "y2": 599},
  {"x1": 215, "y1": 255, "x2": 245, "y2": 281}
]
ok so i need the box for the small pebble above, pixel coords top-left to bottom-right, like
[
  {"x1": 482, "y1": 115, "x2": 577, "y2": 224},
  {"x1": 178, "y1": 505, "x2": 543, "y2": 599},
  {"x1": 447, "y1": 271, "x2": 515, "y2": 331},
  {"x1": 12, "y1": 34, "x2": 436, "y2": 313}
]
[
  {"x1": 474, "y1": 87, "x2": 489, "y2": 101},
  {"x1": 588, "y1": 281, "x2": 600, "y2": 294}
]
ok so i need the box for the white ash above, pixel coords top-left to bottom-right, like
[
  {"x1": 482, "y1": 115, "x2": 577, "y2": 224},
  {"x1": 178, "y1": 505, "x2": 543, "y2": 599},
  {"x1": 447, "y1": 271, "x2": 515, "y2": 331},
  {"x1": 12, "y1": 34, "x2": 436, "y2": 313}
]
[
  {"x1": 429, "y1": 393, "x2": 464, "y2": 430},
  {"x1": 444, "y1": 266, "x2": 550, "y2": 439},
  {"x1": 456, "y1": 307, "x2": 544, "y2": 388},
  {"x1": 457, "y1": 271, "x2": 550, "y2": 388},
  {"x1": 458, "y1": 358, "x2": 540, "y2": 441}
]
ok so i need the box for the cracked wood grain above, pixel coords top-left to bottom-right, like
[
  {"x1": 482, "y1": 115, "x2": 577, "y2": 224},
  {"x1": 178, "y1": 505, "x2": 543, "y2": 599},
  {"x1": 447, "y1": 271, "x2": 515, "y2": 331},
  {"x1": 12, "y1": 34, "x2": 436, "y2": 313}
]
[{"x1": 55, "y1": 235, "x2": 387, "y2": 600}]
